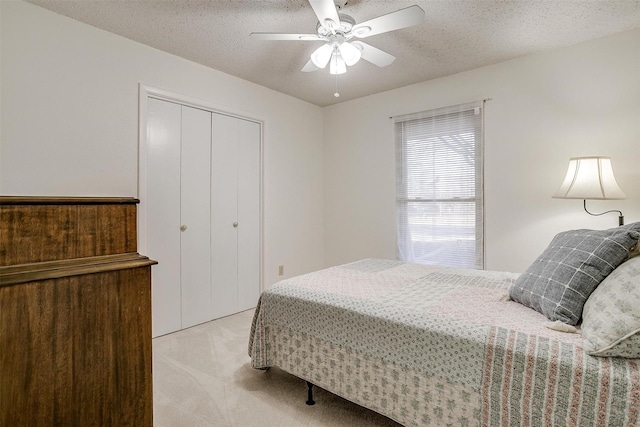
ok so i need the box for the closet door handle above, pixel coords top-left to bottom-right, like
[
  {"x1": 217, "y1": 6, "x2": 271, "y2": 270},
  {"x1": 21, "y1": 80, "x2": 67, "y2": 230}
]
[
  {"x1": 233, "y1": 222, "x2": 238, "y2": 228},
  {"x1": 180, "y1": 224, "x2": 188, "y2": 232}
]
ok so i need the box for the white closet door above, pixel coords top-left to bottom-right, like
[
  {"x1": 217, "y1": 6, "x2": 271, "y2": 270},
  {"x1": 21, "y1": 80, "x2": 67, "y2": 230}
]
[
  {"x1": 147, "y1": 98, "x2": 182, "y2": 337},
  {"x1": 146, "y1": 97, "x2": 260, "y2": 335},
  {"x1": 211, "y1": 113, "x2": 239, "y2": 319},
  {"x1": 237, "y1": 120, "x2": 261, "y2": 311},
  {"x1": 180, "y1": 106, "x2": 212, "y2": 329}
]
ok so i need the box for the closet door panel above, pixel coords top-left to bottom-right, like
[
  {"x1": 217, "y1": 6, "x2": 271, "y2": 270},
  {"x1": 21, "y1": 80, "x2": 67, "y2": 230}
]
[
  {"x1": 211, "y1": 113, "x2": 239, "y2": 319},
  {"x1": 237, "y1": 120, "x2": 261, "y2": 311},
  {"x1": 180, "y1": 106, "x2": 213, "y2": 329},
  {"x1": 146, "y1": 98, "x2": 182, "y2": 337}
]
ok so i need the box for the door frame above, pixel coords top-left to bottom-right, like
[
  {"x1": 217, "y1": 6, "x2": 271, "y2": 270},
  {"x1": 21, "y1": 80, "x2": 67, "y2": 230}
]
[{"x1": 137, "y1": 84, "x2": 265, "y2": 293}]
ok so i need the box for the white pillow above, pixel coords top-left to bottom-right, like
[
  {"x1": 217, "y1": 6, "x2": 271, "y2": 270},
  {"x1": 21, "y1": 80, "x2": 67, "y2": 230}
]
[{"x1": 582, "y1": 256, "x2": 640, "y2": 358}]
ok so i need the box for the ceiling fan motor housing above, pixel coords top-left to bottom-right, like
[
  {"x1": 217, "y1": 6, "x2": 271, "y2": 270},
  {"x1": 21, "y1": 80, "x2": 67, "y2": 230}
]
[{"x1": 317, "y1": 13, "x2": 356, "y2": 39}]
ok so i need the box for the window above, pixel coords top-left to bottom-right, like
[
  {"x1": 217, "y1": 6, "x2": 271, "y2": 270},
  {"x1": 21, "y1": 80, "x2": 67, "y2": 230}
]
[{"x1": 394, "y1": 101, "x2": 484, "y2": 269}]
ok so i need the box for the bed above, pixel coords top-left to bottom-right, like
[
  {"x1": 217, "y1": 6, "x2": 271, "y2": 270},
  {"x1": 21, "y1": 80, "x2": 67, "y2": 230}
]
[{"x1": 249, "y1": 227, "x2": 640, "y2": 427}]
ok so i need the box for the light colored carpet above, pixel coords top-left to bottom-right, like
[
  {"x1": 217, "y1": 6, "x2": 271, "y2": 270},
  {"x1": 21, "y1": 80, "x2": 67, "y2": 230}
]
[{"x1": 153, "y1": 309, "x2": 402, "y2": 426}]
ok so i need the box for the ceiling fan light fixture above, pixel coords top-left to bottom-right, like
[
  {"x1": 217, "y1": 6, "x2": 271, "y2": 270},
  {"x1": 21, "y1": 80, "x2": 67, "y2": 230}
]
[
  {"x1": 310, "y1": 43, "x2": 333, "y2": 68},
  {"x1": 338, "y1": 41, "x2": 361, "y2": 66},
  {"x1": 329, "y1": 51, "x2": 347, "y2": 75}
]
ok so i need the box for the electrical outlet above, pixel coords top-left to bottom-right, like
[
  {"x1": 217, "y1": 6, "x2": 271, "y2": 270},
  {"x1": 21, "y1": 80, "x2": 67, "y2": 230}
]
[{"x1": 278, "y1": 265, "x2": 284, "y2": 276}]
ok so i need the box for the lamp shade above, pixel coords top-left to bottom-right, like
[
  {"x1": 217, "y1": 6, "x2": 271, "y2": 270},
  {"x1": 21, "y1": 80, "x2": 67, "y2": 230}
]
[
  {"x1": 553, "y1": 156, "x2": 626, "y2": 200},
  {"x1": 329, "y1": 51, "x2": 346, "y2": 75},
  {"x1": 338, "y1": 42, "x2": 361, "y2": 66},
  {"x1": 310, "y1": 44, "x2": 333, "y2": 68}
]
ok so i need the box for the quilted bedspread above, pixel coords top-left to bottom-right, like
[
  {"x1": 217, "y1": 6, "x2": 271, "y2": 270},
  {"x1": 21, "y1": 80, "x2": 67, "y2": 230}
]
[{"x1": 248, "y1": 259, "x2": 640, "y2": 427}]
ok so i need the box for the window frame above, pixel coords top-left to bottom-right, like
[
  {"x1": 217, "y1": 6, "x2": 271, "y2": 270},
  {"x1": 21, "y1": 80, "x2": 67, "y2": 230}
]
[{"x1": 394, "y1": 101, "x2": 485, "y2": 269}]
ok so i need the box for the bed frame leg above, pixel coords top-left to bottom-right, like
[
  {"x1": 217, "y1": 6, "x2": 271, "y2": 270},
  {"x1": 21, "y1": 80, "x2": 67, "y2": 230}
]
[{"x1": 306, "y1": 381, "x2": 315, "y2": 406}]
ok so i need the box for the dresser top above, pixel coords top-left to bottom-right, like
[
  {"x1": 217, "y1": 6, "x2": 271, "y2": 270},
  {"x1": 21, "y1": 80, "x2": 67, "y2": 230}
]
[{"x1": 0, "y1": 196, "x2": 139, "y2": 205}]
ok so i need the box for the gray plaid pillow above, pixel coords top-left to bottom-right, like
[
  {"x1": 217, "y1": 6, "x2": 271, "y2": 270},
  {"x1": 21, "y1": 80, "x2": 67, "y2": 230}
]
[{"x1": 509, "y1": 223, "x2": 640, "y2": 325}]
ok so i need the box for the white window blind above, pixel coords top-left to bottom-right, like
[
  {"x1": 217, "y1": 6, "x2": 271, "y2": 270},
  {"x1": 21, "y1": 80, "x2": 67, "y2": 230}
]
[{"x1": 394, "y1": 101, "x2": 484, "y2": 269}]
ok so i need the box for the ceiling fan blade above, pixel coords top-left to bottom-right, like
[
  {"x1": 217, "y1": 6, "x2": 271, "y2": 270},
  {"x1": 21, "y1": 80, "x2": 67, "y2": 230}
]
[
  {"x1": 250, "y1": 33, "x2": 323, "y2": 41},
  {"x1": 302, "y1": 59, "x2": 320, "y2": 72},
  {"x1": 352, "y1": 5, "x2": 425, "y2": 38},
  {"x1": 352, "y1": 41, "x2": 395, "y2": 67},
  {"x1": 308, "y1": 0, "x2": 340, "y2": 28}
]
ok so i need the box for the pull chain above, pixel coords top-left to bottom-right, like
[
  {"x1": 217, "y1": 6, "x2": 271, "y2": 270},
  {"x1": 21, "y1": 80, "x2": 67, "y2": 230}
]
[{"x1": 334, "y1": 72, "x2": 340, "y2": 98}]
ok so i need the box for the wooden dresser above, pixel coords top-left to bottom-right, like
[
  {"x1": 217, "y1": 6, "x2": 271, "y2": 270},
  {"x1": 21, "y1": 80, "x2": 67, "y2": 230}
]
[{"x1": 0, "y1": 197, "x2": 156, "y2": 426}]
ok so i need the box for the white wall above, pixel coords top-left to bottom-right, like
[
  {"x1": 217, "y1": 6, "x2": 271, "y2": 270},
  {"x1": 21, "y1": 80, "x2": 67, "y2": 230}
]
[
  {"x1": 0, "y1": 1, "x2": 325, "y2": 287},
  {"x1": 323, "y1": 28, "x2": 640, "y2": 272},
  {"x1": 3, "y1": 2, "x2": 639, "y2": 279}
]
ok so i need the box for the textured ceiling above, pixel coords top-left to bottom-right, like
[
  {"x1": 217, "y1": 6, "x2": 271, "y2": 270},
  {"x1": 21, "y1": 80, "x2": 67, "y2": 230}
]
[{"x1": 25, "y1": 0, "x2": 640, "y2": 107}]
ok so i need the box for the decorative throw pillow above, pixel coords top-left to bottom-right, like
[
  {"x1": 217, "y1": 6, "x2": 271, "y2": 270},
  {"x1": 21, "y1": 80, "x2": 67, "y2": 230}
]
[
  {"x1": 509, "y1": 223, "x2": 640, "y2": 325},
  {"x1": 582, "y1": 256, "x2": 640, "y2": 357}
]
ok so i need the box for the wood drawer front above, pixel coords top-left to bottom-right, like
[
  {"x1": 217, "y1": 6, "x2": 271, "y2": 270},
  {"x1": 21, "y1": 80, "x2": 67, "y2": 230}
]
[{"x1": 0, "y1": 267, "x2": 153, "y2": 426}]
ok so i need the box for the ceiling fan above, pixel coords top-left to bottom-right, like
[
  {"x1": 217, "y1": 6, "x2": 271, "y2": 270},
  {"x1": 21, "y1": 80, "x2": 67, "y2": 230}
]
[{"x1": 250, "y1": 0, "x2": 425, "y2": 75}]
